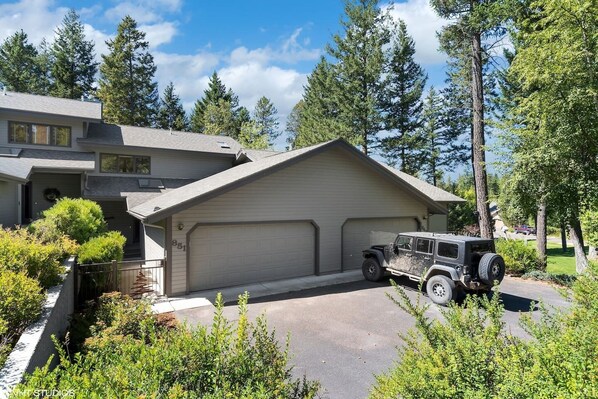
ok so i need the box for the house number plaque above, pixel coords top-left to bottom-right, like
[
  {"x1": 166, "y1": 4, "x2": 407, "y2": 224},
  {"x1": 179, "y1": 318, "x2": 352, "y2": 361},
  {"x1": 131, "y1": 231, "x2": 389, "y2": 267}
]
[{"x1": 172, "y1": 239, "x2": 186, "y2": 251}]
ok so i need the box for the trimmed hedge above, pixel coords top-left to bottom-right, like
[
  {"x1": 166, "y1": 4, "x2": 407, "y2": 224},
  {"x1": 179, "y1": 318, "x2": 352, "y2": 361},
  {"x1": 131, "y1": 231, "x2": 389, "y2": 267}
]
[
  {"x1": 495, "y1": 238, "x2": 541, "y2": 275},
  {"x1": 0, "y1": 228, "x2": 64, "y2": 288},
  {"x1": 77, "y1": 231, "x2": 126, "y2": 264},
  {"x1": 40, "y1": 198, "x2": 106, "y2": 244}
]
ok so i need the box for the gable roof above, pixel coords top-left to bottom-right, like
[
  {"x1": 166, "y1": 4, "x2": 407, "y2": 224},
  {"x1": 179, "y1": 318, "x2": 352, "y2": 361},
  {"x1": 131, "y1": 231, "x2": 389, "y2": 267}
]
[
  {"x1": 0, "y1": 149, "x2": 95, "y2": 182},
  {"x1": 0, "y1": 91, "x2": 102, "y2": 120},
  {"x1": 78, "y1": 123, "x2": 241, "y2": 155},
  {"x1": 129, "y1": 139, "x2": 463, "y2": 223},
  {"x1": 380, "y1": 164, "x2": 464, "y2": 203}
]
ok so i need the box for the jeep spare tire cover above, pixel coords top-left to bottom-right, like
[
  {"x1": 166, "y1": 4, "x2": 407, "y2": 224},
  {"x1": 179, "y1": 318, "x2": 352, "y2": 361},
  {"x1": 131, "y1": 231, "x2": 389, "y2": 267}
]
[{"x1": 478, "y1": 253, "x2": 506, "y2": 285}]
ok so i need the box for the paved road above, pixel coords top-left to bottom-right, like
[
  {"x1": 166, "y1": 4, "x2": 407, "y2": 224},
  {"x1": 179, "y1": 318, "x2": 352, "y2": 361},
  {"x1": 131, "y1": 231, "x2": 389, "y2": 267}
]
[{"x1": 175, "y1": 276, "x2": 571, "y2": 399}]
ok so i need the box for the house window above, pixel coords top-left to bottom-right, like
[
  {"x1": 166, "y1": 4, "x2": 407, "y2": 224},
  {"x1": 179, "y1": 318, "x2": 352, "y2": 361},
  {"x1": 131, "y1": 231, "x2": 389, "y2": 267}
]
[
  {"x1": 8, "y1": 121, "x2": 71, "y2": 147},
  {"x1": 100, "y1": 153, "x2": 151, "y2": 175}
]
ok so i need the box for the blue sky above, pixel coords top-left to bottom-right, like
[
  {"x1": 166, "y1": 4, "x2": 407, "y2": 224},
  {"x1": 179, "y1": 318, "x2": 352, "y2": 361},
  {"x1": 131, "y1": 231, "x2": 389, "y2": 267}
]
[{"x1": 0, "y1": 0, "x2": 452, "y2": 149}]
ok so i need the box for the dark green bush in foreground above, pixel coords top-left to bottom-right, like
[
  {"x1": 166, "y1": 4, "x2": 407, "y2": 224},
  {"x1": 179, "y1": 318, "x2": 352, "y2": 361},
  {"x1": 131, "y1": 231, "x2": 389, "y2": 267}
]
[
  {"x1": 370, "y1": 262, "x2": 598, "y2": 399},
  {"x1": 495, "y1": 238, "x2": 541, "y2": 275},
  {"x1": 77, "y1": 231, "x2": 126, "y2": 264},
  {"x1": 13, "y1": 292, "x2": 320, "y2": 399}
]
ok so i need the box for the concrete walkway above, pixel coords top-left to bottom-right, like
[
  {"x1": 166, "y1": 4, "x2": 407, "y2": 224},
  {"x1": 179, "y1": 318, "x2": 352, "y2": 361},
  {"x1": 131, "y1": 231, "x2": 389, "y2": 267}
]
[{"x1": 152, "y1": 270, "x2": 364, "y2": 313}]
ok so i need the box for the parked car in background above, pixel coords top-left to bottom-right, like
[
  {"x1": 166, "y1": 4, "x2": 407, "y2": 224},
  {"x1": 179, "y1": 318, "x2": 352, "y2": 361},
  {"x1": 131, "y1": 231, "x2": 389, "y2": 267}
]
[{"x1": 514, "y1": 225, "x2": 536, "y2": 235}]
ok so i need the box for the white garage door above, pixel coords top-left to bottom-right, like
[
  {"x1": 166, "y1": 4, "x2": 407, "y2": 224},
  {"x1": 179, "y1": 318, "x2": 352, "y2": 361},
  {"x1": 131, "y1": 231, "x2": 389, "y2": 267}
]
[
  {"x1": 342, "y1": 217, "x2": 418, "y2": 270},
  {"x1": 189, "y1": 222, "x2": 315, "y2": 291}
]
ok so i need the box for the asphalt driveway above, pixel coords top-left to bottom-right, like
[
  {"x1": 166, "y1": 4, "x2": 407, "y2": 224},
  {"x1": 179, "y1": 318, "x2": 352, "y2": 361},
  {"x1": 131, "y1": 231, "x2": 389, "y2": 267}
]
[{"x1": 175, "y1": 276, "x2": 571, "y2": 399}]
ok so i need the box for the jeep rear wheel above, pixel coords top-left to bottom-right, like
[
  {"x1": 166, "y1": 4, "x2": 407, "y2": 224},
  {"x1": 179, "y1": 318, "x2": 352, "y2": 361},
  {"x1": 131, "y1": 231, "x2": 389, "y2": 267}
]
[
  {"x1": 426, "y1": 275, "x2": 456, "y2": 306},
  {"x1": 478, "y1": 253, "x2": 506, "y2": 285},
  {"x1": 362, "y1": 258, "x2": 384, "y2": 282}
]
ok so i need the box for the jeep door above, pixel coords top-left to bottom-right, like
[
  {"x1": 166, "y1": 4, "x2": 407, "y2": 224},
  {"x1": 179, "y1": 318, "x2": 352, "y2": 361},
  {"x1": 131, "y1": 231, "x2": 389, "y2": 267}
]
[
  {"x1": 410, "y1": 237, "x2": 435, "y2": 276},
  {"x1": 387, "y1": 235, "x2": 414, "y2": 272}
]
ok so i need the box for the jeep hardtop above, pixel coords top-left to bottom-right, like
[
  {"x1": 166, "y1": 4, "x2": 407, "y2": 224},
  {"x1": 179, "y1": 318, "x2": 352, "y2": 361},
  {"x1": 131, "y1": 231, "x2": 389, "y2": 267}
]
[{"x1": 362, "y1": 232, "x2": 506, "y2": 305}]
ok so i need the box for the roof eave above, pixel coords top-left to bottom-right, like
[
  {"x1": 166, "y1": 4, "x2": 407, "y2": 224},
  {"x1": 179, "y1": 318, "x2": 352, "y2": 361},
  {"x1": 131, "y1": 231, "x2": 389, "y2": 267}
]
[{"x1": 77, "y1": 139, "x2": 238, "y2": 157}]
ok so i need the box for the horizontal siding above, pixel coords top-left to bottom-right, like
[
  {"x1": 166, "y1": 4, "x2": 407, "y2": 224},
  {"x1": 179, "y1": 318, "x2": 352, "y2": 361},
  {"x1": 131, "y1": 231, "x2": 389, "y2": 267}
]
[
  {"x1": 86, "y1": 147, "x2": 234, "y2": 180},
  {"x1": 0, "y1": 111, "x2": 87, "y2": 151},
  {"x1": 168, "y1": 147, "x2": 428, "y2": 295},
  {"x1": 0, "y1": 180, "x2": 18, "y2": 227}
]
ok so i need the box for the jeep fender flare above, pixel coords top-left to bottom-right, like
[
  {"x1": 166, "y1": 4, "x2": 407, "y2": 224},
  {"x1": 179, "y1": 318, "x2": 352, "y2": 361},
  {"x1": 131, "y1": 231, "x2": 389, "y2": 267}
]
[
  {"x1": 362, "y1": 250, "x2": 387, "y2": 268},
  {"x1": 423, "y1": 265, "x2": 459, "y2": 281}
]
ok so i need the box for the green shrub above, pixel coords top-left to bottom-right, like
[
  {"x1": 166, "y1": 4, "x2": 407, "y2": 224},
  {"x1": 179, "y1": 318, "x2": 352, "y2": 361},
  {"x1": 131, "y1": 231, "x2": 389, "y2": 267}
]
[
  {"x1": 522, "y1": 270, "x2": 577, "y2": 287},
  {"x1": 40, "y1": 198, "x2": 106, "y2": 244},
  {"x1": 0, "y1": 270, "x2": 45, "y2": 367},
  {"x1": 28, "y1": 217, "x2": 79, "y2": 257},
  {"x1": 0, "y1": 228, "x2": 64, "y2": 288},
  {"x1": 15, "y1": 293, "x2": 320, "y2": 398},
  {"x1": 495, "y1": 238, "x2": 541, "y2": 275},
  {"x1": 369, "y1": 264, "x2": 598, "y2": 399},
  {"x1": 77, "y1": 231, "x2": 126, "y2": 264}
]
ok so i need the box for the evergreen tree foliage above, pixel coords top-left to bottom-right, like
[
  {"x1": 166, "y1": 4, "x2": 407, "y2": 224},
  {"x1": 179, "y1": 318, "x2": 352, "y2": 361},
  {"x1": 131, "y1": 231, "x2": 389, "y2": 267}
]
[
  {"x1": 380, "y1": 20, "x2": 427, "y2": 173},
  {"x1": 190, "y1": 72, "x2": 232, "y2": 133},
  {"x1": 36, "y1": 38, "x2": 54, "y2": 95},
  {"x1": 327, "y1": 0, "x2": 390, "y2": 155},
  {"x1": 50, "y1": 9, "x2": 98, "y2": 100},
  {"x1": 202, "y1": 99, "x2": 237, "y2": 137},
  {"x1": 97, "y1": 16, "x2": 159, "y2": 127},
  {"x1": 253, "y1": 96, "x2": 280, "y2": 145},
  {"x1": 157, "y1": 82, "x2": 188, "y2": 131},
  {"x1": 420, "y1": 87, "x2": 469, "y2": 186},
  {"x1": 0, "y1": 30, "x2": 48, "y2": 94},
  {"x1": 286, "y1": 100, "x2": 304, "y2": 149},
  {"x1": 238, "y1": 120, "x2": 270, "y2": 150},
  {"x1": 293, "y1": 57, "x2": 350, "y2": 148}
]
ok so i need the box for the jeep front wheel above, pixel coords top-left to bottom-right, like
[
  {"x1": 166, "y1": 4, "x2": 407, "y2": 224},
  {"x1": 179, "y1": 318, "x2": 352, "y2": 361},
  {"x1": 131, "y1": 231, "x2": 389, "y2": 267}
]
[
  {"x1": 362, "y1": 258, "x2": 384, "y2": 282},
  {"x1": 478, "y1": 253, "x2": 506, "y2": 285},
  {"x1": 426, "y1": 275, "x2": 456, "y2": 306}
]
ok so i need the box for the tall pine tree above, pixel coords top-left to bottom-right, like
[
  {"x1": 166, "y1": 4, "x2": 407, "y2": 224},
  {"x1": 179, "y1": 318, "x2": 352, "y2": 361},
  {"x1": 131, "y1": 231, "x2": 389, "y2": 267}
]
[
  {"x1": 380, "y1": 20, "x2": 427, "y2": 173},
  {"x1": 293, "y1": 57, "x2": 349, "y2": 148},
  {"x1": 190, "y1": 72, "x2": 231, "y2": 133},
  {"x1": 157, "y1": 82, "x2": 188, "y2": 131},
  {"x1": 286, "y1": 100, "x2": 304, "y2": 149},
  {"x1": 327, "y1": 0, "x2": 390, "y2": 154},
  {"x1": 97, "y1": 16, "x2": 159, "y2": 127},
  {"x1": 0, "y1": 30, "x2": 48, "y2": 94},
  {"x1": 51, "y1": 9, "x2": 98, "y2": 99},
  {"x1": 253, "y1": 96, "x2": 280, "y2": 145}
]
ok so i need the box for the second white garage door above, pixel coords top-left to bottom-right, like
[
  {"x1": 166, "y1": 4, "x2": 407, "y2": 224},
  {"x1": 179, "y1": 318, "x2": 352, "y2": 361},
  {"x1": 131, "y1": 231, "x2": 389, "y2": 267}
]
[
  {"x1": 189, "y1": 222, "x2": 316, "y2": 291},
  {"x1": 342, "y1": 217, "x2": 418, "y2": 270}
]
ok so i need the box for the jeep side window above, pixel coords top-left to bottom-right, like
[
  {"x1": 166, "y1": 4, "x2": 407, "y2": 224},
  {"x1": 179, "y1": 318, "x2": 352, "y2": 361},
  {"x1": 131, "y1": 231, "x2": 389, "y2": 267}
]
[
  {"x1": 416, "y1": 238, "x2": 433, "y2": 254},
  {"x1": 437, "y1": 242, "x2": 459, "y2": 259},
  {"x1": 396, "y1": 236, "x2": 412, "y2": 251}
]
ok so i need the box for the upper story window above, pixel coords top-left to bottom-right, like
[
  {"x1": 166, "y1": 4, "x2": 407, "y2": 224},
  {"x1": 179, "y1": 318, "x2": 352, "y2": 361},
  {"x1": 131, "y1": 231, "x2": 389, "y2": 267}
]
[
  {"x1": 100, "y1": 153, "x2": 150, "y2": 175},
  {"x1": 9, "y1": 121, "x2": 71, "y2": 147}
]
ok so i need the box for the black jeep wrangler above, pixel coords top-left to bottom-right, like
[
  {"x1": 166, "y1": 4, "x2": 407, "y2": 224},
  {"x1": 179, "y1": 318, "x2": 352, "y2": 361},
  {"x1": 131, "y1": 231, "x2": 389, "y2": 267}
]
[{"x1": 362, "y1": 232, "x2": 506, "y2": 305}]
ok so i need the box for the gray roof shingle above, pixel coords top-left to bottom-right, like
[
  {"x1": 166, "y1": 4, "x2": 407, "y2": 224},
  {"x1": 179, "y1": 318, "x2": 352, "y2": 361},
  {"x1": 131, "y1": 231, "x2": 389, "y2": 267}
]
[
  {"x1": 83, "y1": 176, "x2": 195, "y2": 209},
  {"x1": 0, "y1": 91, "x2": 102, "y2": 120},
  {"x1": 0, "y1": 148, "x2": 95, "y2": 182},
  {"x1": 79, "y1": 123, "x2": 242, "y2": 155},
  {"x1": 129, "y1": 140, "x2": 463, "y2": 223}
]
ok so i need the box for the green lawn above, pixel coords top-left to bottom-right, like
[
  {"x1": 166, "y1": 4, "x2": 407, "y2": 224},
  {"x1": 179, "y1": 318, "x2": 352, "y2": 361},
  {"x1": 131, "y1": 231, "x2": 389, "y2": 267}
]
[{"x1": 545, "y1": 242, "x2": 585, "y2": 275}]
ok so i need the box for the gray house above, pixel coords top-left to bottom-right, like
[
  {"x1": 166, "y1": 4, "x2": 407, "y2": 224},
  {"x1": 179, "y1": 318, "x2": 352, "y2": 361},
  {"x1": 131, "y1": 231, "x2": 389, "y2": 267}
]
[{"x1": 0, "y1": 90, "x2": 463, "y2": 296}]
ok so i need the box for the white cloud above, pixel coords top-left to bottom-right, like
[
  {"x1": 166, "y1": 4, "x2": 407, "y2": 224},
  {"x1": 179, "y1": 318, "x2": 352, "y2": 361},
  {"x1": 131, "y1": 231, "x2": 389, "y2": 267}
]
[
  {"x1": 383, "y1": 0, "x2": 448, "y2": 65},
  {"x1": 141, "y1": 21, "x2": 178, "y2": 48},
  {"x1": 0, "y1": 0, "x2": 67, "y2": 45},
  {"x1": 104, "y1": 0, "x2": 183, "y2": 24}
]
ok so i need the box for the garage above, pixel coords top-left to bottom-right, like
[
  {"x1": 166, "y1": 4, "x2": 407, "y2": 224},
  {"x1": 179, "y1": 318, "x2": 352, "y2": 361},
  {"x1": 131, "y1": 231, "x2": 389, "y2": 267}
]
[
  {"x1": 342, "y1": 217, "x2": 418, "y2": 270},
  {"x1": 189, "y1": 221, "x2": 316, "y2": 291}
]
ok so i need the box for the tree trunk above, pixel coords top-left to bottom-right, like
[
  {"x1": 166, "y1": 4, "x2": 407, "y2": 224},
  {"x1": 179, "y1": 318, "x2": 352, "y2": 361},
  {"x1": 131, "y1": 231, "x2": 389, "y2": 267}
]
[
  {"x1": 560, "y1": 223, "x2": 568, "y2": 253},
  {"x1": 569, "y1": 220, "x2": 588, "y2": 274},
  {"x1": 536, "y1": 202, "x2": 547, "y2": 268},
  {"x1": 589, "y1": 246, "x2": 598, "y2": 261},
  {"x1": 471, "y1": 30, "x2": 492, "y2": 239}
]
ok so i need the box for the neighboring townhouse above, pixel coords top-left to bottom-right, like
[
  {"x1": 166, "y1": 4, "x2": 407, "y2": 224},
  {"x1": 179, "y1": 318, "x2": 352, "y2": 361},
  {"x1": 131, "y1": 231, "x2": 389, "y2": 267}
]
[{"x1": 0, "y1": 90, "x2": 464, "y2": 296}]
